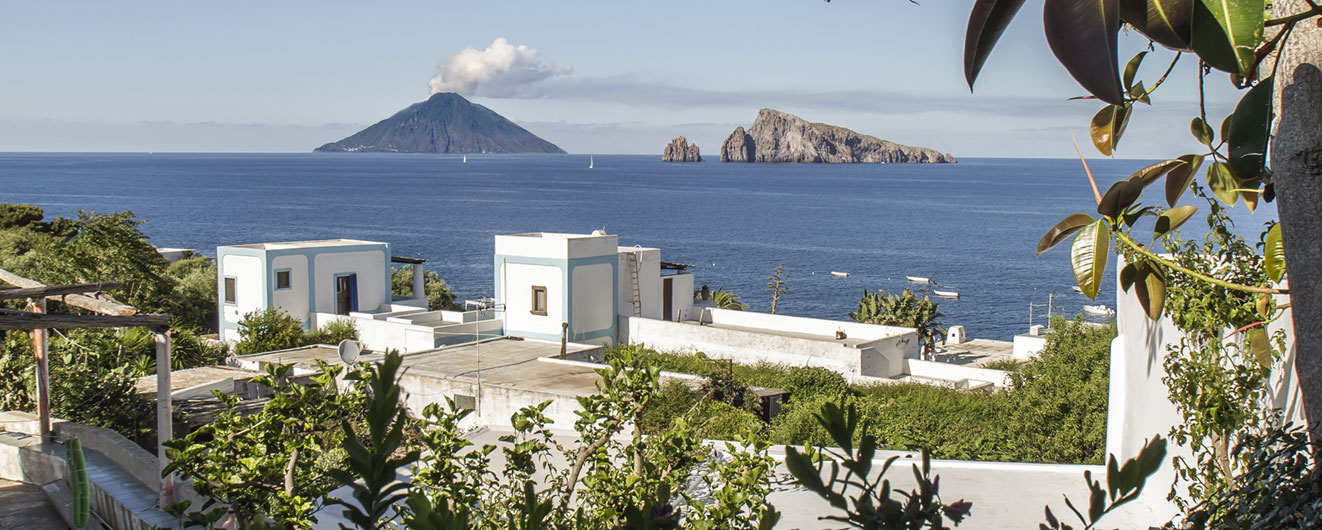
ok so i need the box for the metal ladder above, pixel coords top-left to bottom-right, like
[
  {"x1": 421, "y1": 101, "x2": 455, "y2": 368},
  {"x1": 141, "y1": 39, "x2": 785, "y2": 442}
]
[{"x1": 627, "y1": 252, "x2": 642, "y2": 316}]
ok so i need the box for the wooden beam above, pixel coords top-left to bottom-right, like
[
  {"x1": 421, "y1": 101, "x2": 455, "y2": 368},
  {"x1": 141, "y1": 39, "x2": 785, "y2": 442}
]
[
  {"x1": 0, "y1": 268, "x2": 137, "y2": 316},
  {"x1": 0, "y1": 312, "x2": 171, "y2": 331},
  {"x1": 0, "y1": 282, "x2": 123, "y2": 301},
  {"x1": 154, "y1": 331, "x2": 175, "y2": 508}
]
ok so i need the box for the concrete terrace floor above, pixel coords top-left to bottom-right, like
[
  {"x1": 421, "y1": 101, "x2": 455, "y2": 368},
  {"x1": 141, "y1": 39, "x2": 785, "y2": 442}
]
[
  {"x1": 237, "y1": 338, "x2": 608, "y2": 397},
  {"x1": 0, "y1": 478, "x2": 67, "y2": 529}
]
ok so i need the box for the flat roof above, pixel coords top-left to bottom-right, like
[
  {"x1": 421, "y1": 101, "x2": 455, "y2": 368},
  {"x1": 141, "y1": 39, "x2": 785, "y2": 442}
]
[
  {"x1": 933, "y1": 338, "x2": 1017, "y2": 366},
  {"x1": 500, "y1": 232, "x2": 610, "y2": 240},
  {"x1": 236, "y1": 339, "x2": 606, "y2": 397},
  {"x1": 222, "y1": 239, "x2": 385, "y2": 251},
  {"x1": 133, "y1": 365, "x2": 262, "y2": 395}
]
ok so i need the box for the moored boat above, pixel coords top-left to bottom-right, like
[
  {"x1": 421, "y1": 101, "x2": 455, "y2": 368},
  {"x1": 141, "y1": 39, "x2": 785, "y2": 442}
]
[
  {"x1": 830, "y1": 271, "x2": 849, "y2": 277},
  {"x1": 933, "y1": 290, "x2": 959, "y2": 298},
  {"x1": 1083, "y1": 304, "x2": 1115, "y2": 317},
  {"x1": 906, "y1": 276, "x2": 932, "y2": 284}
]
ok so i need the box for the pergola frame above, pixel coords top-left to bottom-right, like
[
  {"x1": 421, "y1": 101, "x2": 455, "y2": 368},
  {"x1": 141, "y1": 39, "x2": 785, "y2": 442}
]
[{"x1": 0, "y1": 269, "x2": 175, "y2": 508}]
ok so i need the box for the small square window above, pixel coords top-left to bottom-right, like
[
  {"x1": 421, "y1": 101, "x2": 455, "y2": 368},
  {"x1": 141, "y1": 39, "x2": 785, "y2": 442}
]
[
  {"x1": 454, "y1": 394, "x2": 476, "y2": 410},
  {"x1": 275, "y1": 270, "x2": 291, "y2": 290},
  {"x1": 224, "y1": 277, "x2": 237, "y2": 304},
  {"x1": 531, "y1": 286, "x2": 547, "y2": 316}
]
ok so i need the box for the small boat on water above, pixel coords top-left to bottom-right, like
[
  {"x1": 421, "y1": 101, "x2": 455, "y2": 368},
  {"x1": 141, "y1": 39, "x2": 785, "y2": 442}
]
[
  {"x1": 589, "y1": 156, "x2": 594, "y2": 169},
  {"x1": 933, "y1": 290, "x2": 960, "y2": 298},
  {"x1": 1071, "y1": 286, "x2": 1083, "y2": 294},
  {"x1": 1083, "y1": 304, "x2": 1116, "y2": 317},
  {"x1": 906, "y1": 276, "x2": 932, "y2": 284},
  {"x1": 830, "y1": 271, "x2": 849, "y2": 278},
  {"x1": 463, "y1": 155, "x2": 467, "y2": 163}
]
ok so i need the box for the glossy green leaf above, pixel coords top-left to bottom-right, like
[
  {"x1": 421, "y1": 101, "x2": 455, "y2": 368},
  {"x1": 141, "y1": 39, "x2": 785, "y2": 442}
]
[
  {"x1": 1242, "y1": 181, "x2": 1260, "y2": 213},
  {"x1": 1206, "y1": 161, "x2": 1239, "y2": 206},
  {"x1": 1122, "y1": 205, "x2": 1157, "y2": 227},
  {"x1": 1133, "y1": 263, "x2": 1166, "y2": 320},
  {"x1": 1131, "y1": 158, "x2": 1184, "y2": 187},
  {"x1": 1190, "y1": 117, "x2": 1214, "y2": 146},
  {"x1": 1118, "y1": 0, "x2": 1196, "y2": 50},
  {"x1": 1098, "y1": 178, "x2": 1143, "y2": 219},
  {"x1": 1123, "y1": 50, "x2": 1147, "y2": 90},
  {"x1": 1091, "y1": 104, "x2": 1133, "y2": 155},
  {"x1": 964, "y1": 0, "x2": 1031, "y2": 89},
  {"x1": 1129, "y1": 80, "x2": 1151, "y2": 104},
  {"x1": 1038, "y1": 213, "x2": 1096, "y2": 255},
  {"x1": 1227, "y1": 78, "x2": 1274, "y2": 181},
  {"x1": 1165, "y1": 154, "x2": 1204, "y2": 206},
  {"x1": 1153, "y1": 205, "x2": 1198, "y2": 239},
  {"x1": 1044, "y1": 0, "x2": 1126, "y2": 105},
  {"x1": 1071, "y1": 219, "x2": 1111, "y2": 298},
  {"x1": 1120, "y1": 261, "x2": 1138, "y2": 291},
  {"x1": 1264, "y1": 222, "x2": 1285, "y2": 282},
  {"x1": 1248, "y1": 327, "x2": 1272, "y2": 368},
  {"x1": 1190, "y1": 0, "x2": 1265, "y2": 76}
]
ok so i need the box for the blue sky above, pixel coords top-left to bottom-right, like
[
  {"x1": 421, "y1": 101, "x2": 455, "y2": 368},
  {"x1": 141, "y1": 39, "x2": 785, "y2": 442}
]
[{"x1": 0, "y1": 0, "x2": 1241, "y2": 157}]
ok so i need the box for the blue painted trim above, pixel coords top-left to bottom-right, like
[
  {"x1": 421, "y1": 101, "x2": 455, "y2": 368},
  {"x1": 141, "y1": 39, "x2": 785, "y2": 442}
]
[{"x1": 273, "y1": 268, "x2": 293, "y2": 291}]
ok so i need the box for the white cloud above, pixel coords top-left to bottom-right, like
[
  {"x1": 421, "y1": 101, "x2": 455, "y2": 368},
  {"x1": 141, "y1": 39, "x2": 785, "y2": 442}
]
[{"x1": 427, "y1": 38, "x2": 572, "y2": 97}]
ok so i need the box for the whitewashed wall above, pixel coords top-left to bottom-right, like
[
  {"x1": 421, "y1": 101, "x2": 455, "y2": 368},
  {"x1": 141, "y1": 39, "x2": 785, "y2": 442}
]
[
  {"x1": 313, "y1": 250, "x2": 389, "y2": 314},
  {"x1": 220, "y1": 254, "x2": 264, "y2": 341},
  {"x1": 270, "y1": 254, "x2": 310, "y2": 323},
  {"x1": 1106, "y1": 268, "x2": 1304, "y2": 521},
  {"x1": 502, "y1": 262, "x2": 565, "y2": 339},
  {"x1": 571, "y1": 262, "x2": 615, "y2": 344},
  {"x1": 617, "y1": 248, "x2": 662, "y2": 318}
]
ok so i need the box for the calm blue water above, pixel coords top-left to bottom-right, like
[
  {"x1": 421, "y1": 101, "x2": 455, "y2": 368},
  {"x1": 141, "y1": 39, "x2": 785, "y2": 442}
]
[{"x1": 0, "y1": 153, "x2": 1277, "y2": 340}]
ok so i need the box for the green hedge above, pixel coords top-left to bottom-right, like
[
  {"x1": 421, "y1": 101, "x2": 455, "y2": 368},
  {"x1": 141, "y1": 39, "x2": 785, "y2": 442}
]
[{"x1": 613, "y1": 316, "x2": 1113, "y2": 464}]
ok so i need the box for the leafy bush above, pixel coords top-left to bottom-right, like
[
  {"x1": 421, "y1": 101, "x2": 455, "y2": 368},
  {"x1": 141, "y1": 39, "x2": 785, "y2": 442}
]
[
  {"x1": 1002, "y1": 316, "x2": 1113, "y2": 464},
  {"x1": 233, "y1": 308, "x2": 307, "y2": 356},
  {"x1": 307, "y1": 318, "x2": 359, "y2": 345},
  {"x1": 391, "y1": 265, "x2": 460, "y2": 311},
  {"x1": 170, "y1": 327, "x2": 228, "y2": 370},
  {"x1": 165, "y1": 257, "x2": 218, "y2": 332}
]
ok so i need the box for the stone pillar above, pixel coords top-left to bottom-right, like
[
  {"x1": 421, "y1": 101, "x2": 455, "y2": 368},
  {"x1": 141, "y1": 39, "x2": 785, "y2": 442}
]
[
  {"x1": 412, "y1": 264, "x2": 426, "y2": 303},
  {"x1": 155, "y1": 331, "x2": 174, "y2": 508}
]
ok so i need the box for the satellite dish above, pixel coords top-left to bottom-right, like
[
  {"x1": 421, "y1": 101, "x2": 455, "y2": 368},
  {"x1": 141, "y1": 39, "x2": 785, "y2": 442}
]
[{"x1": 337, "y1": 339, "x2": 362, "y2": 364}]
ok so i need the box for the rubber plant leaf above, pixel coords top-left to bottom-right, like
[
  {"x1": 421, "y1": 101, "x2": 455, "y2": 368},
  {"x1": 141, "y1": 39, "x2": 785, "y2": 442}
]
[
  {"x1": 1091, "y1": 104, "x2": 1133, "y2": 155},
  {"x1": 1248, "y1": 327, "x2": 1272, "y2": 368},
  {"x1": 1118, "y1": 0, "x2": 1196, "y2": 50},
  {"x1": 965, "y1": 0, "x2": 1031, "y2": 88},
  {"x1": 1165, "y1": 154, "x2": 1204, "y2": 206},
  {"x1": 1122, "y1": 51, "x2": 1146, "y2": 90},
  {"x1": 1190, "y1": 0, "x2": 1265, "y2": 76},
  {"x1": 1120, "y1": 261, "x2": 1138, "y2": 292},
  {"x1": 1038, "y1": 213, "x2": 1096, "y2": 255},
  {"x1": 1071, "y1": 219, "x2": 1111, "y2": 299},
  {"x1": 1098, "y1": 178, "x2": 1143, "y2": 219},
  {"x1": 1190, "y1": 117, "x2": 1215, "y2": 146},
  {"x1": 1206, "y1": 161, "x2": 1240, "y2": 206},
  {"x1": 1264, "y1": 222, "x2": 1285, "y2": 282},
  {"x1": 1044, "y1": 0, "x2": 1126, "y2": 105},
  {"x1": 1153, "y1": 205, "x2": 1198, "y2": 239},
  {"x1": 1227, "y1": 78, "x2": 1274, "y2": 181},
  {"x1": 1133, "y1": 263, "x2": 1167, "y2": 320},
  {"x1": 1131, "y1": 158, "x2": 1184, "y2": 187}
]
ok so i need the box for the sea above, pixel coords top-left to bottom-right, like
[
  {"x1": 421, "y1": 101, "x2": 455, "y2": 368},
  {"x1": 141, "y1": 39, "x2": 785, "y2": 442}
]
[{"x1": 0, "y1": 153, "x2": 1277, "y2": 341}]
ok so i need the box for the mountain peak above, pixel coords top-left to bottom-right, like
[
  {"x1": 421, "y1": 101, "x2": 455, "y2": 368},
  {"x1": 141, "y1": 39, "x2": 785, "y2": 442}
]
[{"x1": 314, "y1": 93, "x2": 564, "y2": 154}]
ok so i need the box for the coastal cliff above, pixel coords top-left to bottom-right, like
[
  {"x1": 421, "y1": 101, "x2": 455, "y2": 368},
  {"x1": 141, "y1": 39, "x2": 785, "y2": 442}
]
[
  {"x1": 719, "y1": 109, "x2": 954, "y2": 163},
  {"x1": 662, "y1": 136, "x2": 702, "y2": 162},
  {"x1": 314, "y1": 92, "x2": 564, "y2": 154}
]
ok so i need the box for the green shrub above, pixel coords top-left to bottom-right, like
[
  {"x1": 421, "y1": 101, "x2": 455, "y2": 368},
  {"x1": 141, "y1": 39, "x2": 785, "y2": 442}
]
[
  {"x1": 170, "y1": 327, "x2": 227, "y2": 369},
  {"x1": 695, "y1": 401, "x2": 764, "y2": 440},
  {"x1": 1001, "y1": 317, "x2": 1114, "y2": 464},
  {"x1": 782, "y1": 366, "x2": 849, "y2": 399},
  {"x1": 233, "y1": 308, "x2": 307, "y2": 356},
  {"x1": 391, "y1": 265, "x2": 460, "y2": 311},
  {"x1": 307, "y1": 318, "x2": 359, "y2": 345},
  {"x1": 639, "y1": 381, "x2": 701, "y2": 435}
]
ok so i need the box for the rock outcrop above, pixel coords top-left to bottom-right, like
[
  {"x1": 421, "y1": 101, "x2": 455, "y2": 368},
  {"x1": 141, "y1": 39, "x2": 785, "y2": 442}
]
[
  {"x1": 662, "y1": 136, "x2": 702, "y2": 162},
  {"x1": 314, "y1": 92, "x2": 564, "y2": 154},
  {"x1": 719, "y1": 109, "x2": 954, "y2": 164},
  {"x1": 720, "y1": 127, "x2": 755, "y2": 162}
]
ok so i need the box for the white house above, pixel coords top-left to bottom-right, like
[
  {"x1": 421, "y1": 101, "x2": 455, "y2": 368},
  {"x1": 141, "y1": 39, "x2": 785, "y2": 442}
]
[
  {"x1": 216, "y1": 239, "x2": 400, "y2": 342},
  {"x1": 493, "y1": 231, "x2": 695, "y2": 347}
]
